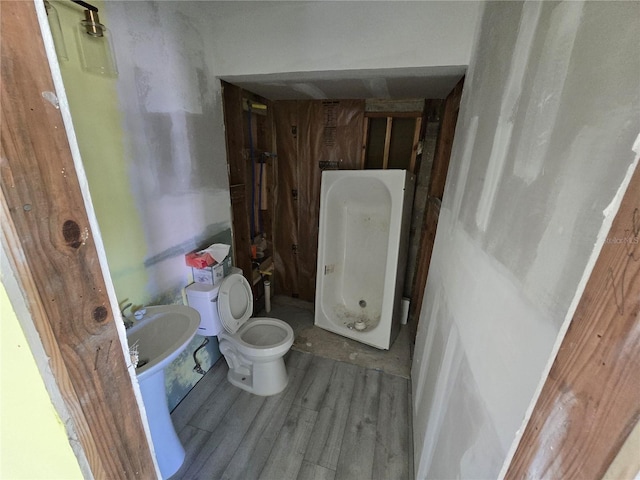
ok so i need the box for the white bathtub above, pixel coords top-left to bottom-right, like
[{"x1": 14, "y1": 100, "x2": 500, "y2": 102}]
[{"x1": 314, "y1": 170, "x2": 414, "y2": 349}]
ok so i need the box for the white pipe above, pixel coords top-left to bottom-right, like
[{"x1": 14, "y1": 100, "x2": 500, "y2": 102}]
[
  {"x1": 264, "y1": 280, "x2": 271, "y2": 313},
  {"x1": 401, "y1": 297, "x2": 410, "y2": 325}
]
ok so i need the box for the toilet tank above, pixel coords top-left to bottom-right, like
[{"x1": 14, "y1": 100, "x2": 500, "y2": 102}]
[{"x1": 185, "y1": 283, "x2": 223, "y2": 336}]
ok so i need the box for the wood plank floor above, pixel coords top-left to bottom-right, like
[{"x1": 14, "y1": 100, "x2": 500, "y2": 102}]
[{"x1": 169, "y1": 350, "x2": 413, "y2": 480}]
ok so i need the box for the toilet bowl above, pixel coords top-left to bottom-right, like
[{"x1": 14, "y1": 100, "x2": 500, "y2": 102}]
[{"x1": 186, "y1": 273, "x2": 293, "y2": 396}]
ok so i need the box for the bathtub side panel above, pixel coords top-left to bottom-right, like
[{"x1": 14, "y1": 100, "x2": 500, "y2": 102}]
[
  {"x1": 315, "y1": 172, "x2": 334, "y2": 324},
  {"x1": 390, "y1": 172, "x2": 416, "y2": 345}
]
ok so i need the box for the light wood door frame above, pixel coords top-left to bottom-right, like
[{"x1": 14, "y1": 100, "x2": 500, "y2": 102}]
[
  {"x1": 504, "y1": 161, "x2": 640, "y2": 477},
  {"x1": 1, "y1": 2, "x2": 157, "y2": 478}
]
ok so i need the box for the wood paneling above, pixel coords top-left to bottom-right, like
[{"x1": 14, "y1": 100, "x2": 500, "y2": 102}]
[
  {"x1": 273, "y1": 100, "x2": 364, "y2": 301},
  {"x1": 273, "y1": 101, "x2": 300, "y2": 297},
  {"x1": 228, "y1": 183, "x2": 252, "y2": 278},
  {"x1": 222, "y1": 83, "x2": 276, "y2": 296},
  {"x1": 222, "y1": 82, "x2": 253, "y2": 279},
  {"x1": 1, "y1": 2, "x2": 156, "y2": 477},
  {"x1": 505, "y1": 164, "x2": 640, "y2": 478}
]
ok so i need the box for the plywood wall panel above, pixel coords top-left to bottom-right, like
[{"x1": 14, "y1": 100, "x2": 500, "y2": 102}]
[
  {"x1": 276, "y1": 100, "x2": 364, "y2": 301},
  {"x1": 222, "y1": 83, "x2": 253, "y2": 278},
  {"x1": 273, "y1": 102, "x2": 300, "y2": 297}
]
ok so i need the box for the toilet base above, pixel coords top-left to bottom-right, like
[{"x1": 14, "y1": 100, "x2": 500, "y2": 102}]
[{"x1": 225, "y1": 356, "x2": 289, "y2": 396}]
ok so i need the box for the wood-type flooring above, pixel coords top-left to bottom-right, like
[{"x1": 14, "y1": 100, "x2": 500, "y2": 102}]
[{"x1": 169, "y1": 350, "x2": 413, "y2": 480}]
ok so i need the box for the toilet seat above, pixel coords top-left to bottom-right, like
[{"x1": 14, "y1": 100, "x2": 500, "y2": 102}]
[
  {"x1": 217, "y1": 273, "x2": 253, "y2": 334},
  {"x1": 220, "y1": 317, "x2": 294, "y2": 359},
  {"x1": 217, "y1": 274, "x2": 293, "y2": 358}
]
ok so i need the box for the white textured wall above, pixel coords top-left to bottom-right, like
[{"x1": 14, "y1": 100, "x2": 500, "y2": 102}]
[
  {"x1": 107, "y1": 1, "x2": 232, "y2": 300},
  {"x1": 208, "y1": 1, "x2": 480, "y2": 76},
  {"x1": 412, "y1": 1, "x2": 640, "y2": 478}
]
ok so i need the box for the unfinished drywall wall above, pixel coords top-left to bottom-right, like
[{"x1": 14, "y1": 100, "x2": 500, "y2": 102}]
[
  {"x1": 52, "y1": 0, "x2": 228, "y2": 410},
  {"x1": 208, "y1": 1, "x2": 480, "y2": 76},
  {"x1": 106, "y1": 1, "x2": 231, "y2": 300},
  {"x1": 412, "y1": 2, "x2": 640, "y2": 478}
]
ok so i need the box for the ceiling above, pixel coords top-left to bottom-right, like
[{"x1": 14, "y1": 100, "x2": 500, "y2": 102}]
[{"x1": 220, "y1": 65, "x2": 466, "y2": 101}]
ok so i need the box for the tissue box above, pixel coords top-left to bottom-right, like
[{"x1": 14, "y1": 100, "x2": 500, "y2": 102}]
[
  {"x1": 193, "y1": 263, "x2": 225, "y2": 285},
  {"x1": 185, "y1": 251, "x2": 215, "y2": 269}
]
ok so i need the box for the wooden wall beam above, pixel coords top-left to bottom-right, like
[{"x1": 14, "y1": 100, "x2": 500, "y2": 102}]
[
  {"x1": 222, "y1": 82, "x2": 253, "y2": 279},
  {"x1": 409, "y1": 78, "x2": 463, "y2": 327},
  {"x1": 428, "y1": 77, "x2": 463, "y2": 199},
  {"x1": 409, "y1": 117, "x2": 422, "y2": 174},
  {"x1": 383, "y1": 117, "x2": 392, "y2": 169},
  {"x1": 505, "y1": 163, "x2": 640, "y2": 478},
  {"x1": 1, "y1": 2, "x2": 156, "y2": 478}
]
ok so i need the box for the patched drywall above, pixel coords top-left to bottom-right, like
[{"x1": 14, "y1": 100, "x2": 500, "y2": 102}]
[
  {"x1": 105, "y1": 2, "x2": 233, "y2": 404},
  {"x1": 106, "y1": 1, "x2": 232, "y2": 301},
  {"x1": 208, "y1": 1, "x2": 480, "y2": 76},
  {"x1": 210, "y1": 2, "x2": 480, "y2": 100},
  {"x1": 412, "y1": 1, "x2": 640, "y2": 478}
]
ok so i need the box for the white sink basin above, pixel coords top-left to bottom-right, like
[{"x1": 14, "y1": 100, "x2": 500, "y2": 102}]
[
  {"x1": 126, "y1": 305, "x2": 200, "y2": 381},
  {"x1": 126, "y1": 304, "x2": 201, "y2": 478}
]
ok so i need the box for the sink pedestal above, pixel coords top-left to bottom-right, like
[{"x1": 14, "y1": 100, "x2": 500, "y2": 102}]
[
  {"x1": 139, "y1": 369, "x2": 185, "y2": 478},
  {"x1": 125, "y1": 305, "x2": 200, "y2": 479}
]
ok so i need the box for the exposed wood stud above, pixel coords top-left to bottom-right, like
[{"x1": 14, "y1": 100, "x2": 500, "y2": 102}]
[
  {"x1": 361, "y1": 117, "x2": 370, "y2": 169},
  {"x1": 409, "y1": 117, "x2": 422, "y2": 174},
  {"x1": 1, "y1": 2, "x2": 157, "y2": 477},
  {"x1": 409, "y1": 78, "x2": 463, "y2": 328},
  {"x1": 428, "y1": 78, "x2": 463, "y2": 199},
  {"x1": 383, "y1": 117, "x2": 392, "y2": 169}
]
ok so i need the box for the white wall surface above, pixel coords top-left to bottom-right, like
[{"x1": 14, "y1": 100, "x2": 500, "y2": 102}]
[
  {"x1": 208, "y1": 1, "x2": 480, "y2": 76},
  {"x1": 107, "y1": 1, "x2": 233, "y2": 299},
  {"x1": 412, "y1": 1, "x2": 640, "y2": 478}
]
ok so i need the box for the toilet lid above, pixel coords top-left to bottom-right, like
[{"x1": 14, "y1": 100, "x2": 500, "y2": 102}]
[{"x1": 217, "y1": 273, "x2": 253, "y2": 334}]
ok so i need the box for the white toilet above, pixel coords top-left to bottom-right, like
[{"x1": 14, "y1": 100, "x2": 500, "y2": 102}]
[{"x1": 185, "y1": 273, "x2": 294, "y2": 396}]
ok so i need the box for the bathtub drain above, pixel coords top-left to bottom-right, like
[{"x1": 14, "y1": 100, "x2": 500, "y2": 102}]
[{"x1": 359, "y1": 300, "x2": 367, "y2": 308}]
